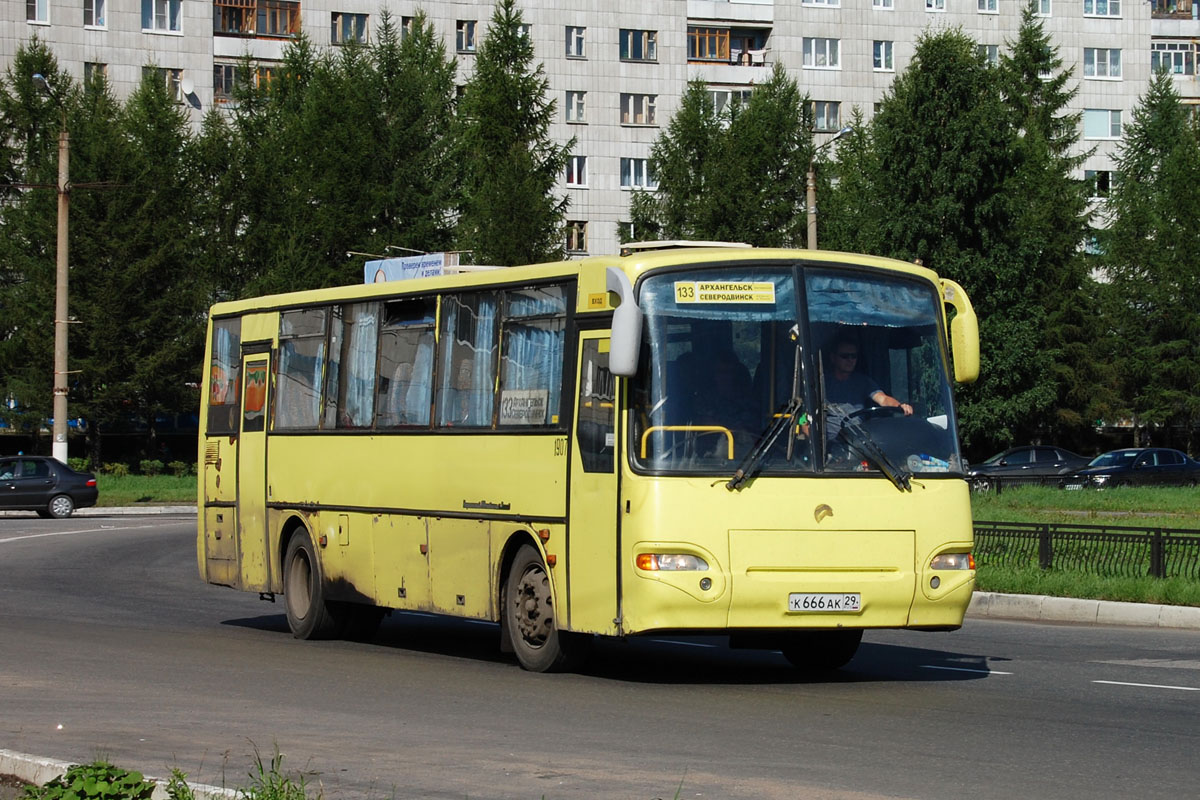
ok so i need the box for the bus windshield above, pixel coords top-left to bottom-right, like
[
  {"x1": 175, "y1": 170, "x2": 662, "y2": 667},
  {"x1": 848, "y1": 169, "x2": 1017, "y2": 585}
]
[{"x1": 630, "y1": 264, "x2": 963, "y2": 482}]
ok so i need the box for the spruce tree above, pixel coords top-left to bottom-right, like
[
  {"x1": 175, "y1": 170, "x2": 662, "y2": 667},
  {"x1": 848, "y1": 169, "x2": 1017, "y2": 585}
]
[
  {"x1": 1099, "y1": 71, "x2": 1200, "y2": 450},
  {"x1": 456, "y1": 0, "x2": 572, "y2": 265}
]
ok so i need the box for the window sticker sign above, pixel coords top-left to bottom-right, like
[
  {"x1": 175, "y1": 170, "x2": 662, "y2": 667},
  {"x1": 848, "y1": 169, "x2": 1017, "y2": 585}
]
[
  {"x1": 674, "y1": 281, "x2": 775, "y2": 304},
  {"x1": 500, "y1": 389, "x2": 549, "y2": 425}
]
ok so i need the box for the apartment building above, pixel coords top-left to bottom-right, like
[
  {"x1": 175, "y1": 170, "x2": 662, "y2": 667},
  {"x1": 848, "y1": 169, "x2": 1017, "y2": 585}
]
[{"x1": 4, "y1": 0, "x2": 1196, "y2": 256}]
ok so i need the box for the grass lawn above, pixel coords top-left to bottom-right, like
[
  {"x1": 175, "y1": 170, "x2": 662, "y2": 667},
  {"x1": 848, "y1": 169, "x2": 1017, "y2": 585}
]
[
  {"x1": 971, "y1": 485, "x2": 1200, "y2": 604},
  {"x1": 97, "y1": 473, "x2": 196, "y2": 506}
]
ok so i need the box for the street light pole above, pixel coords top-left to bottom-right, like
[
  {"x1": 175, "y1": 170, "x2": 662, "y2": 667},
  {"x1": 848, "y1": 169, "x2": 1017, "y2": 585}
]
[
  {"x1": 53, "y1": 125, "x2": 70, "y2": 465},
  {"x1": 806, "y1": 125, "x2": 853, "y2": 251},
  {"x1": 34, "y1": 73, "x2": 70, "y2": 464}
]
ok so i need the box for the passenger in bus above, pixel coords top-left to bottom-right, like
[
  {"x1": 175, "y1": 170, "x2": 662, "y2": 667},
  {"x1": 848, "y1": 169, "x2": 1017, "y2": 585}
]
[{"x1": 692, "y1": 350, "x2": 760, "y2": 457}]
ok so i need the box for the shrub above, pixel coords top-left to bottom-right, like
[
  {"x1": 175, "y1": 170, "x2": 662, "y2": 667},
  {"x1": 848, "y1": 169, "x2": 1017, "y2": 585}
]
[
  {"x1": 168, "y1": 461, "x2": 192, "y2": 477},
  {"x1": 22, "y1": 761, "x2": 155, "y2": 800},
  {"x1": 67, "y1": 457, "x2": 89, "y2": 473},
  {"x1": 139, "y1": 459, "x2": 164, "y2": 476},
  {"x1": 102, "y1": 463, "x2": 129, "y2": 477}
]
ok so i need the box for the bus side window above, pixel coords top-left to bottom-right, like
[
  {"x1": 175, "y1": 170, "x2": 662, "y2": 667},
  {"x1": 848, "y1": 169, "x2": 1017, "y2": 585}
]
[
  {"x1": 436, "y1": 292, "x2": 499, "y2": 428},
  {"x1": 577, "y1": 340, "x2": 615, "y2": 473},
  {"x1": 376, "y1": 298, "x2": 436, "y2": 428}
]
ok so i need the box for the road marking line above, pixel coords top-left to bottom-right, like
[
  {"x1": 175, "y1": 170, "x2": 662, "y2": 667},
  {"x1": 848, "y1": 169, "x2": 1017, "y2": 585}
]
[
  {"x1": 920, "y1": 665, "x2": 1012, "y2": 675},
  {"x1": 1093, "y1": 680, "x2": 1200, "y2": 692},
  {"x1": 0, "y1": 524, "x2": 162, "y2": 544}
]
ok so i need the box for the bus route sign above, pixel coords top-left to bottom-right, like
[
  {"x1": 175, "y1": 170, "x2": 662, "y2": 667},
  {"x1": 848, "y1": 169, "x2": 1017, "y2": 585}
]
[{"x1": 674, "y1": 281, "x2": 775, "y2": 304}]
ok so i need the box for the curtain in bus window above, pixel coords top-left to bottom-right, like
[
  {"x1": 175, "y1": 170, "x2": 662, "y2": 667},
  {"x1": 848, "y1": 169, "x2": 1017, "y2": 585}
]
[
  {"x1": 437, "y1": 292, "x2": 499, "y2": 427},
  {"x1": 377, "y1": 298, "x2": 436, "y2": 427},
  {"x1": 276, "y1": 308, "x2": 327, "y2": 429},
  {"x1": 328, "y1": 303, "x2": 378, "y2": 428},
  {"x1": 500, "y1": 286, "x2": 567, "y2": 426}
]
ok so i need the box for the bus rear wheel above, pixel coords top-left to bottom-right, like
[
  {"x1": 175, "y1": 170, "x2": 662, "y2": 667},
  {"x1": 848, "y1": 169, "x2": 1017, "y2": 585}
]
[
  {"x1": 505, "y1": 545, "x2": 587, "y2": 672},
  {"x1": 283, "y1": 533, "x2": 340, "y2": 640},
  {"x1": 780, "y1": 629, "x2": 863, "y2": 672}
]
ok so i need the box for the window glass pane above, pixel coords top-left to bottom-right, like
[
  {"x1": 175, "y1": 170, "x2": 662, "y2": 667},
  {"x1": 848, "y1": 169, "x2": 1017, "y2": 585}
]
[
  {"x1": 499, "y1": 286, "x2": 568, "y2": 427},
  {"x1": 577, "y1": 340, "x2": 615, "y2": 472},
  {"x1": 276, "y1": 309, "x2": 327, "y2": 429},
  {"x1": 437, "y1": 293, "x2": 499, "y2": 427},
  {"x1": 207, "y1": 318, "x2": 242, "y2": 435},
  {"x1": 325, "y1": 302, "x2": 379, "y2": 429},
  {"x1": 377, "y1": 298, "x2": 437, "y2": 428}
]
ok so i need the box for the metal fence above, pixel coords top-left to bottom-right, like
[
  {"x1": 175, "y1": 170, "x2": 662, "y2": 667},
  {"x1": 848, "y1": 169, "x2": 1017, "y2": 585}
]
[{"x1": 974, "y1": 520, "x2": 1200, "y2": 580}]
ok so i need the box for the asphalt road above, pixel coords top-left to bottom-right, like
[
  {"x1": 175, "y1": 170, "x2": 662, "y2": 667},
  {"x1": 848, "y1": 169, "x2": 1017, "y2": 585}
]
[{"x1": 1, "y1": 515, "x2": 1198, "y2": 800}]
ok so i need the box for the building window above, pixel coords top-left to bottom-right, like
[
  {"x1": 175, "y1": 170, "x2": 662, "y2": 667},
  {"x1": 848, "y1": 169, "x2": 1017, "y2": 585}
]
[
  {"x1": 620, "y1": 29, "x2": 658, "y2": 62},
  {"x1": 873, "y1": 40, "x2": 894, "y2": 71},
  {"x1": 457, "y1": 20, "x2": 477, "y2": 53},
  {"x1": 620, "y1": 93, "x2": 657, "y2": 125},
  {"x1": 520, "y1": 23, "x2": 532, "y2": 41},
  {"x1": 708, "y1": 87, "x2": 753, "y2": 115},
  {"x1": 978, "y1": 0, "x2": 998, "y2": 11},
  {"x1": 566, "y1": 221, "x2": 588, "y2": 254},
  {"x1": 214, "y1": 0, "x2": 255, "y2": 36},
  {"x1": 926, "y1": 0, "x2": 946, "y2": 10},
  {"x1": 978, "y1": 44, "x2": 999, "y2": 66},
  {"x1": 258, "y1": 1, "x2": 300, "y2": 38},
  {"x1": 688, "y1": 27, "x2": 730, "y2": 62},
  {"x1": 803, "y1": 0, "x2": 840, "y2": 5},
  {"x1": 331, "y1": 13, "x2": 368, "y2": 45},
  {"x1": 142, "y1": 66, "x2": 183, "y2": 102},
  {"x1": 27, "y1": 0, "x2": 49, "y2": 23},
  {"x1": 213, "y1": 62, "x2": 248, "y2": 103},
  {"x1": 566, "y1": 155, "x2": 587, "y2": 187},
  {"x1": 84, "y1": 0, "x2": 106, "y2": 27},
  {"x1": 565, "y1": 90, "x2": 586, "y2": 123},
  {"x1": 1038, "y1": 0, "x2": 1052, "y2": 13},
  {"x1": 1084, "y1": 169, "x2": 1113, "y2": 197},
  {"x1": 1152, "y1": 0, "x2": 1194, "y2": 14},
  {"x1": 1083, "y1": 0, "x2": 1120, "y2": 15},
  {"x1": 1083, "y1": 108, "x2": 1122, "y2": 139},
  {"x1": 812, "y1": 101, "x2": 841, "y2": 132},
  {"x1": 874, "y1": 0, "x2": 895, "y2": 8},
  {"x1": 621, "y1": 157, "x2": 657, "y2": 189},
  {"x1": 1084, "y1": 48, "x2": 1121, "y2": 78},
  {"x1": 1152, "y1": 41, "x2": 1195, "y2": 75},
  {"x1": 803, "y1": 38, "x2": 840, "y2": 69},
  {"x1": 142, "y1": 0, "x2": 180, "y2": 32},
  {"x1": 401, "y1": 16, "x2": 414, "y2": 39},
  {"x1": 84, "y1": 62, "x2": 107, "y2": 82},
  {"x1": 566, "y1": 25, "x2": 586, "y2": 58}
]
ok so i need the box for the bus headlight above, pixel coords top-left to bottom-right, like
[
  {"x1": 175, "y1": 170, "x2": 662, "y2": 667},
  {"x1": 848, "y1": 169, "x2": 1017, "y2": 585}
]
[
  {"x1": 636, "y1": 553, "x2": 709, "y2": 571},
  {"x1": 929, "y1": 552, "x2": 974, "y2": 570}
]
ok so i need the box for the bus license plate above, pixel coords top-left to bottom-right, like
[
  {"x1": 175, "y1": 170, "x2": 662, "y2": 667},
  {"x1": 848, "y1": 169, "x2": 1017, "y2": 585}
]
[{"x1": 788, "y1": 593, "x2": 861, "y2": 613}]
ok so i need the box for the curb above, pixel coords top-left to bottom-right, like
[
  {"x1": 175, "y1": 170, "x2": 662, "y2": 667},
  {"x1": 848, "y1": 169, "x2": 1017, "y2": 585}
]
[
  {"x1": 967, "y1": 591, "x2": 1200, "y2": 630},
  {"x1": 77, "y1": 506, "x2": 197, "y2": 516},
  {"x1": 0, "y1": 749, "x2": 236, "y2": 800}
]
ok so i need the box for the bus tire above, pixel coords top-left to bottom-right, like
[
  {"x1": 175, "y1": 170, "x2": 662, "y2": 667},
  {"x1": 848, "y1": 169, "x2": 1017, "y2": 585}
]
[
  {"x1": 505, "y1": 544, "x2": 586, "y2": 672},
  {"x1": 780, "y1": 629, "x2": 863, "y2": 672},
  {"x1": 283, "y1": 532, "x2": 340, "y2": 640}
]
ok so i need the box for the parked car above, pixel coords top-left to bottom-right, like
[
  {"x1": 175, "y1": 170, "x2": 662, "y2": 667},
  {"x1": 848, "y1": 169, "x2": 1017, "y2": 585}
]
[
  {"x1": 1059, "y1": 448, "x2": 1200, "y2": 490},
  {"x1": 0, "y1": 455, "x2": 98, "y2": 517},
  {"x1": 967, "y1": 445, "x2": 1091, "y2": 491}
]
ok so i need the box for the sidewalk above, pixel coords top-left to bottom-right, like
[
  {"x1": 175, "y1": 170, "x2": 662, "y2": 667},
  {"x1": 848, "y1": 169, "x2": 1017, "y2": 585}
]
[{"x1": 968, "y1": 590, "x2": 1200, "y2": 629}]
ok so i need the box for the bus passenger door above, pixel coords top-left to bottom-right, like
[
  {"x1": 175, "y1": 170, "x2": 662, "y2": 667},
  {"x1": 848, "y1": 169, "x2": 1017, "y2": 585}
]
[
  {"x1": 235, "y1": 352, "x2": 271, "y2": 591},
  {"x1": 567, "y1": 333, "x2": 620, "y2": 635}
]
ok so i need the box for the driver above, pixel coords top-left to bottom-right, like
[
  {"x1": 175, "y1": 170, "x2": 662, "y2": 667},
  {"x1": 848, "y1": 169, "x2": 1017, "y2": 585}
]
[{"x1": 826, "y1": 337, "x2": 912, "y2": 419}]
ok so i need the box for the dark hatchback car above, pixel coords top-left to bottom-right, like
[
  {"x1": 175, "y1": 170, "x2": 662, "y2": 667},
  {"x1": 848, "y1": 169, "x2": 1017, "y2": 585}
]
[
  {"x1": 1060, "y1": 448, "x2": 1200, "y2": 490},
  {"x1": 967, "y1": 445, "x2": 1091, "y2": 491},
  {"x1": 0, "y1": 455, "x2": 98, "y2": 517}
]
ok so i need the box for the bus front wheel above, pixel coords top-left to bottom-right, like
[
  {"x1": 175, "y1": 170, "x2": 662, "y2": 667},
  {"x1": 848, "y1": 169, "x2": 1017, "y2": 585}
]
[
  {"x1": 505, "y1": 545, "x2": 588, "y2": 672},
  {"x1": 780, "y1": 629, "x2": 863, "y2": 672},
  {"x1": 283, "y1": 533, "x2": 340, "y2": 640}
]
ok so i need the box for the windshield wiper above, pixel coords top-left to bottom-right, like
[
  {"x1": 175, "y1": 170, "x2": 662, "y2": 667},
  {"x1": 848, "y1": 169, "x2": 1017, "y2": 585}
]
[
  {"x1": 833, "y1": 407, "x2": 913, "y2": 492},
  {"x1": 727, "y1": 327, "x2": 804, "y2": 491}
]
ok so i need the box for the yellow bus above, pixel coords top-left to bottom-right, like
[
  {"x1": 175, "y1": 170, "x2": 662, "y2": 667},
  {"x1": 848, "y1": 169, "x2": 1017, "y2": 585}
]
[{"x1": 198, "y1": 243, "x2": 980, "y2": 672}]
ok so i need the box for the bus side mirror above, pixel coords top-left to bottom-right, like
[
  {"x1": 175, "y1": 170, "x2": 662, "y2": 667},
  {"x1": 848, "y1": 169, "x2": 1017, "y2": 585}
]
[
  {"x1": 941, "y1": 279, "x2": 979, "y2": 385},
  {"x1": 607, "y1": 267, "x2": 642, "y2": 377}
]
